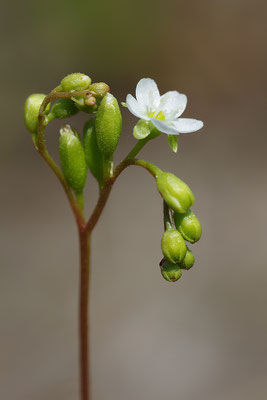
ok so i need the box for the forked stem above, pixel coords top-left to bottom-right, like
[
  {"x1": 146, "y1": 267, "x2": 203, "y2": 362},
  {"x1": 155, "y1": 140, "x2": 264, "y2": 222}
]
[
  {"x1": 78, "y1": 158, "x2": 159, "y2": 400},
  {"x1": 36, "y1": 89, "x2": 161, "y2": 400}
]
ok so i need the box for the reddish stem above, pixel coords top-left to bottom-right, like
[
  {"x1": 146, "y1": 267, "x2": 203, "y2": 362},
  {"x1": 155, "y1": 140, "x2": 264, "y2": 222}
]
[{"x1": 79, "y1": 228, "x2": 91, "y2": 400}]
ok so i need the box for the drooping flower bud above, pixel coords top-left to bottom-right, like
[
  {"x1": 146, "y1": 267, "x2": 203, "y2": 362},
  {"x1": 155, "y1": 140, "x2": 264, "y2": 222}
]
[
  {"x1": 180, "y1": 248, "x2": 195, "y2": 270},
  {"x1": 89, "y1": 82, "x2": 110, "y2": 98},
  {"x1": 60, "y1": 73, "x2": 91, "y2": 92},
  {"x1": 95, "y1": 93, "x2": 122, "y2": 157},
  {"x1": 83, "y1": 118, "x2": 103, "y2": 185},
  {"x1": 160, "y1": 258, "x2": 182, "y2": 282},
  {"x1": 161, "y1": 228, "x2": 187, "y2": 264},
  {"x1": 50, "y1": 98, "x2": 79, "y2": 119},
  {"x1": 59, "y1": 125, "x2": 87, "y2": 193},
  {"x1": 174, "y1": 209, "x2": 202, "y2": 243},
  {"x1": 24, "y1": 93, "x2": 49, "y2": 134},
  {"x1": 156, "y1": 172, "x2": 194, "y2": 214}
]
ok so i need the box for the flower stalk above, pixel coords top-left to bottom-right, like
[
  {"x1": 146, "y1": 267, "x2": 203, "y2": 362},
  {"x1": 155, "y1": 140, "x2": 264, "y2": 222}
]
[{"x1": 79, "y1": 228, "x2": 91, "y2": 400}]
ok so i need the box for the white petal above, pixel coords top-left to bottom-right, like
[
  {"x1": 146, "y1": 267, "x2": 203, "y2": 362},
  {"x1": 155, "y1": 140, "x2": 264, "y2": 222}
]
[
  {"x1": 126, "y1": 94, "x2": 148, "y2": 119},
  {"x1": 171, "y1": 118, "x2": 204, "y2": 133},
  {"x1": 136, "y1": 78, "x2": 160, "y2": 112},
  {"x1": 157, "y1": 91, "x2": 187, "y2": 119},
  {"x1": 151, "y1": 118, "x2": 180, "y2": 135}
]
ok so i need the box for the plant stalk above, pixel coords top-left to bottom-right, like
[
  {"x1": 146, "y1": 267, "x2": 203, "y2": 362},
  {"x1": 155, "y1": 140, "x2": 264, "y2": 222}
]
[
  {"x1": 78, "y1": 157, "x2": 158, "y2": 400},
  {"x1": 79, "y1": 228, "x2": 91, "y2": 400}
]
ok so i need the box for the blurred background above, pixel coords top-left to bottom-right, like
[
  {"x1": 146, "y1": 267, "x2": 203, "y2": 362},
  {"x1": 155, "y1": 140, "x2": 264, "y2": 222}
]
[{"x1": 1, "y1": 0, "x2": 267, "y2": 399}]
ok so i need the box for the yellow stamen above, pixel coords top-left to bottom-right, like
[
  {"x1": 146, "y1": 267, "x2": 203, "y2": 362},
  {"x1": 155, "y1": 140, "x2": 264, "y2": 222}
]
[
  {"x1": 148, "y1": 110, "x2": 165, "y2": 120},
  {"x1": 156, "y1": 111, "x2": 165, "y2": 121}
]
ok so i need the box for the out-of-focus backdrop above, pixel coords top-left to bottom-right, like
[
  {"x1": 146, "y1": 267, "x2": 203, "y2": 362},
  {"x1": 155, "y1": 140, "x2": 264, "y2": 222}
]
[{"x1": 1, "y1": 0, "x2": 267, "y2": 399}]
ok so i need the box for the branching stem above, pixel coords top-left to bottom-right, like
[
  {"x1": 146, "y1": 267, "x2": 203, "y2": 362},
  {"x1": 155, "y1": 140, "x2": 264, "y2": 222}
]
[{"x1": 36, "y1": 88, "x2": 161, "y2": 400}]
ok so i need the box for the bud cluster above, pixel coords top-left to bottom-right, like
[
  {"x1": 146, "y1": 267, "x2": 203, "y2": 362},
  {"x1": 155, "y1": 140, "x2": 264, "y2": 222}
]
[
  {"x1": 24, "y1": 73, "x2": 122, "y2": 192},
  {"x1": 157, "y1": 172, "x2": 202, "y2": 282},
  {"x1": 24, "y1": 72, "x2": 203, "y2": 284}
]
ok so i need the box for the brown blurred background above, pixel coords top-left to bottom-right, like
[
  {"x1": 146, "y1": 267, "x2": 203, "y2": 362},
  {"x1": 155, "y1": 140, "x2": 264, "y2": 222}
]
[{"x1": 1, "y1": 0, "x2": 267, "y2": 399}]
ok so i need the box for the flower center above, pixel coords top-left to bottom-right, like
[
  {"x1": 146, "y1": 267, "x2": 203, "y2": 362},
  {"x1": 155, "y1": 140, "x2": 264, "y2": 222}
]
[{"x1": 148, "y1": 110, "x2": 165, "y2": 121}]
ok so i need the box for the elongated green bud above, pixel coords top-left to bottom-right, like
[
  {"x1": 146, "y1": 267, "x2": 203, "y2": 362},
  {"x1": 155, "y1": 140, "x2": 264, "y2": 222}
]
[
  {"x1": 160, "y1": 258, "x2": 182, "y2": 282},
  {"x1": 95, "y1": 93, "x2": 122, "y2": 157},
  {"x1": 89, "y1": 82, "x2": 110, "y2": 98},
  {"x1": 83, "y1": 118, "x2": 103, "y2": 184},
  {"x1": 156, "y1": 172, "x2": 194, "y2": 214},
  {"x1": 50, "y1": 98, "x2": 79, "y2": 119},
  {"x1": 61, "y1": 73, "x2": 91, "y2": 92},
  {"x1": 59, "y1": 125, "x2": 87, "y2": 193},
  {"x1": 161, "y1": 228, "x2": 186, "y2": 264},
  {"x1": 174, "y1": 209, "x2": 202, "y2": 243},
  {"x1": 181, "y1": 248, "x2": 195, "y2": 270},
  {"x1": 24, "y1": 94, "x2": 49, "y2": 133}
]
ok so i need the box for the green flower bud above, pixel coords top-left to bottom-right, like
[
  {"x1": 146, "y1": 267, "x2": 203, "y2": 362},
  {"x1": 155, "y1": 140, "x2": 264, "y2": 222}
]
[
  {"x1": 174, "y1": 209, "x2": 202, "y2": 243},
  {"x1": 50, "y1": 98, "x2": 79, "y2": 119},
  {"x1": 84, "y1": 94, "x2": 96, "y2": 107},
  {"x1": 24, "y1": 93, "x2": 49, "y2": 134},
  {"x1": 181, "y1": 248, "x2": 195, "y2": 270},
  {"x1": 95, "y1": 93, "x2": 122, "y2": 157},
  {"x1": 83, "y1": 118, "x2": 103, "y2": 184},
  {"x1": 161, "y1": 228, "x2": 187, "y2": 264},
  {"x1": 73, "y1": 96, "x2": 99, "y2": 114},
  {"x1": 160, "y1": 258, "x2": 182, "y2": 282},
  {"x1": 61, "y1": 73, "x2": 91, "y2": 92},
  {"x1": 89, "y1": 82, "x2": 110, "y2": 98},
  {"x1": 59, "y1": 125, "x2": 87, "y2": 193},
  {"x1": 156, "y1": 172, "x2": 194, "y2": 214}
]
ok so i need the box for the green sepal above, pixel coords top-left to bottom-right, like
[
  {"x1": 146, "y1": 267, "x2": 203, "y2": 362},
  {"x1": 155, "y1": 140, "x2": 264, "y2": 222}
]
[
  {"x1": 95, "y1": 93, "x2": 122, "y2": 157},
  {"x1": 59, "y1": 125, "x2": 87, "y2": 193},
  {"x1": 156, "y1": 172, "x2": 195, "y2": 214},
  {"x1": 174, "y1": 209, "x2": 202, "y2": 243},
  {"x1": 83, "y1": 118, "x2": 104, "y2": 185},
  {"x1": 24, "y1": 93, "x2": 50, "y2": 134},
  {"x1": 180, "y1": 248, "x2": 195, "y2": 270},
  {"x1": 133, "y1": 119, "x2": 152, "y2": 140},
  {"x1": 168, "y1": 135, "x2": 178, "y2": 153},
  {"x1": 49, "y1": 98, "x2": 79, "y2": 120},
  {"x1": 160, "y1": 258, "x2": 182, "y2": 282},
  {"x1": 161, "y1": 228, "x2": 187, "y2": 264}
]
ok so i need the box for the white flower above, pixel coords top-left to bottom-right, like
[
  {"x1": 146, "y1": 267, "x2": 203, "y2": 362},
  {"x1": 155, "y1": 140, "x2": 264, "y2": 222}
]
[{"x1": 126, "y1": 78, "x2": 203, "y2": 136}]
